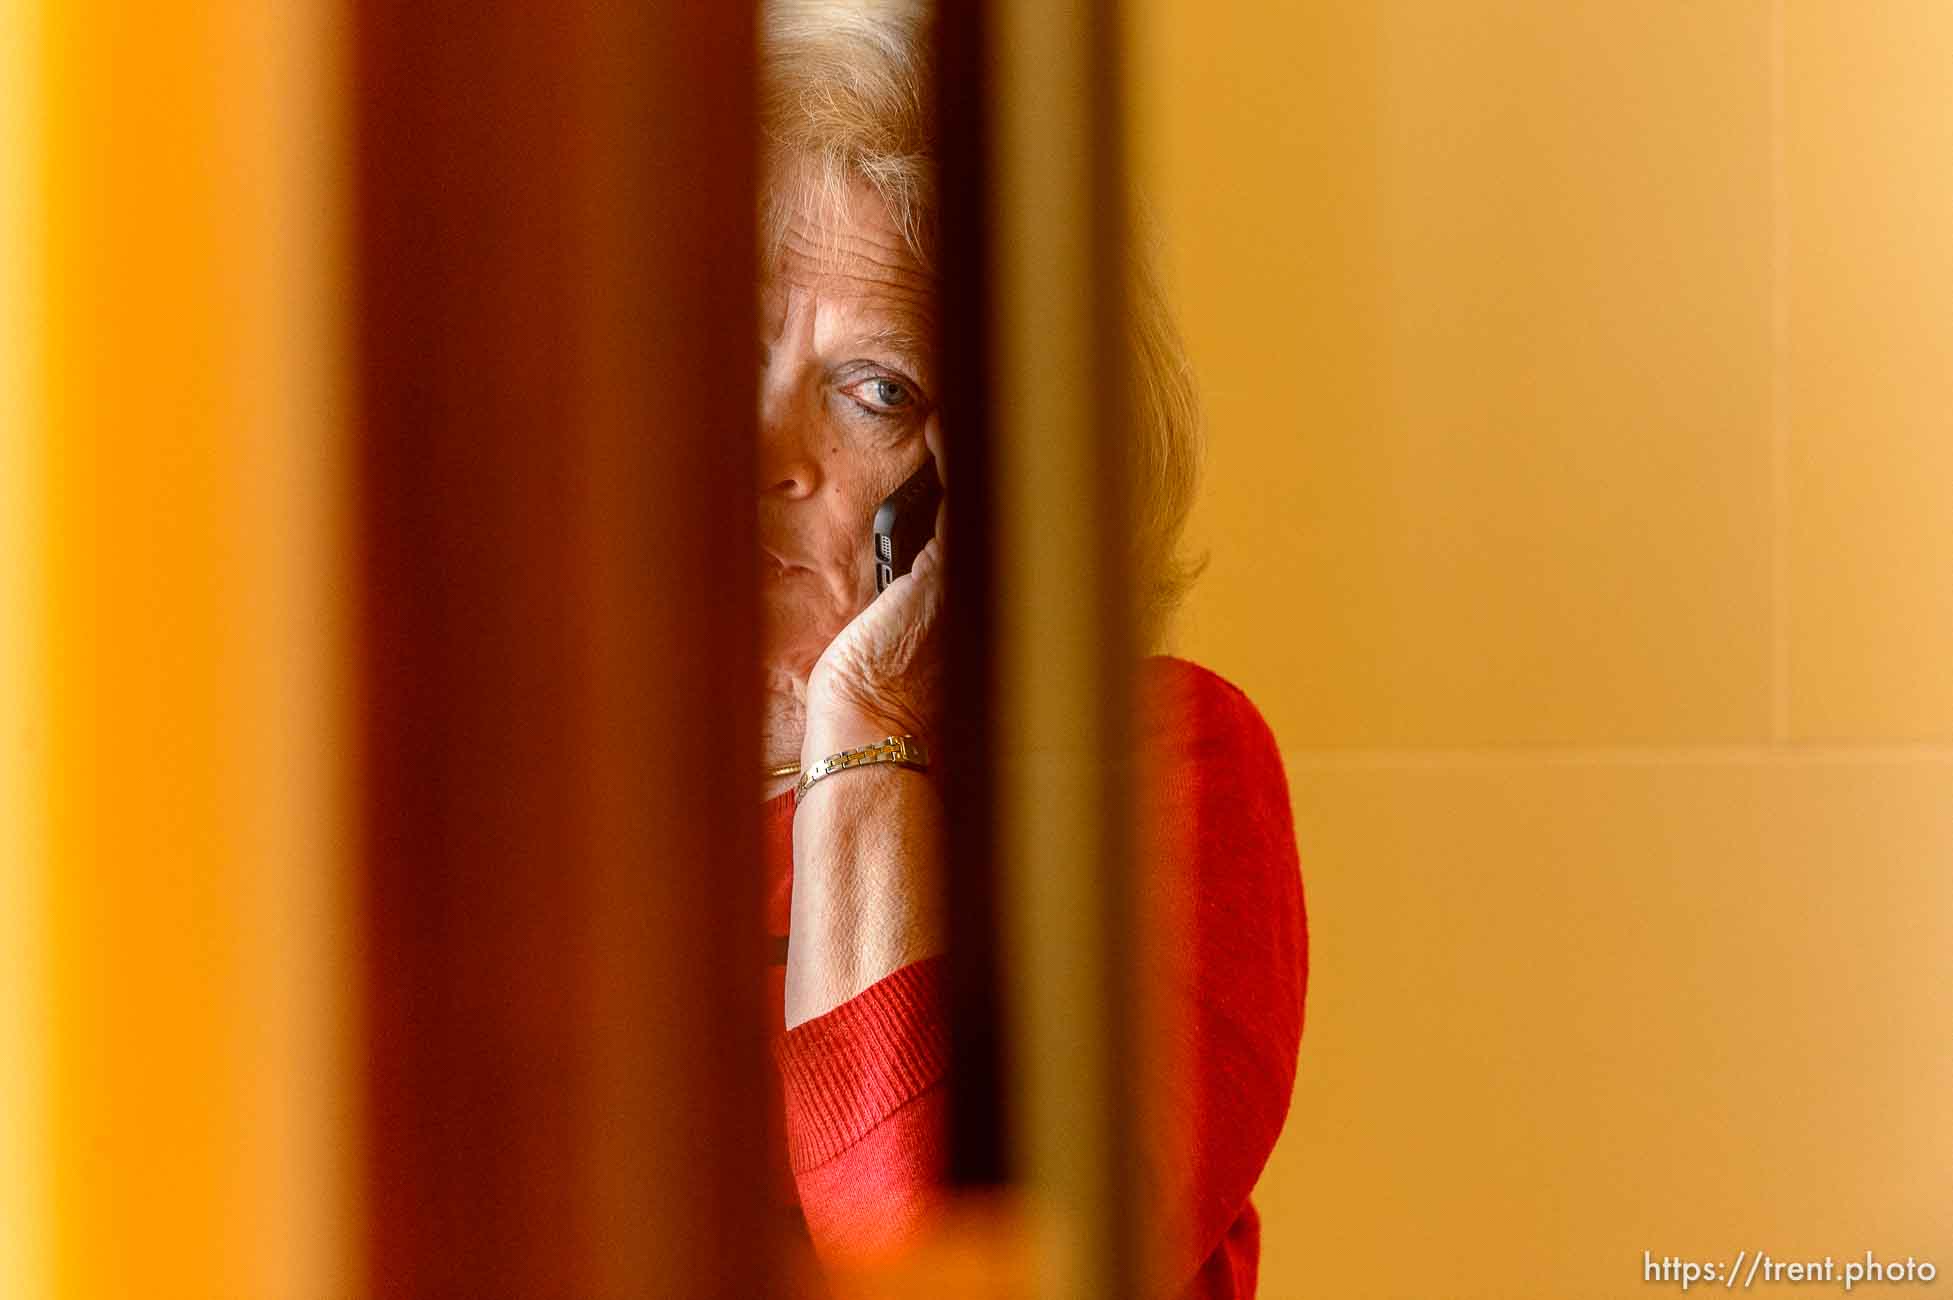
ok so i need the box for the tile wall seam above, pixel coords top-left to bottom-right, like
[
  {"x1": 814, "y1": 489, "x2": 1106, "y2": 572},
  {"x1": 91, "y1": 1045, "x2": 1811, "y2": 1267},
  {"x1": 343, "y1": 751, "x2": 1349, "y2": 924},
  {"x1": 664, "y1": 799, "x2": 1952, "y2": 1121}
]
[{"x1": 1769, "y1": 0, "x2": 1792, "y2": 744}]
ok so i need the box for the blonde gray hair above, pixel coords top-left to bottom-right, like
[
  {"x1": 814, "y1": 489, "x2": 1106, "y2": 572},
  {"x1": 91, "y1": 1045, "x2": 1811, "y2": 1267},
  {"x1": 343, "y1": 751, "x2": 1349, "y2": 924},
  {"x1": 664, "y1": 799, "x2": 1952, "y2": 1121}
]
[{"x1": 760, "y1": 0, "x2": 1204, "y2": 648}]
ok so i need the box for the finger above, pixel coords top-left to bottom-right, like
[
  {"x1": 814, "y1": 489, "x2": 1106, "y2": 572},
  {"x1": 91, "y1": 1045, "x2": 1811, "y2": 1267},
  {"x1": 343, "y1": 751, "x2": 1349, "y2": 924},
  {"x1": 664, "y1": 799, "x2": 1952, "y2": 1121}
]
[
  {"x1": 923, "y1": 413, "x2": 946, "y2": 481},
  {"x1": 910, "y1": 535, "x2": 943, "y2": 584},
  {"x1": 924, "y1": 415, "x2": 948, "y2": 549}
]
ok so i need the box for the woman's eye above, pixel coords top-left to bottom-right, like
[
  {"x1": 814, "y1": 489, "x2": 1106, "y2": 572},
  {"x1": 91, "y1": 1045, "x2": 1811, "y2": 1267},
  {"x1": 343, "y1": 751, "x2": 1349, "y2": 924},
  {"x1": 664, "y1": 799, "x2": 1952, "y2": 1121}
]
[{"x1": 846, "y1": 376, "x2": 916, "y2": 414}]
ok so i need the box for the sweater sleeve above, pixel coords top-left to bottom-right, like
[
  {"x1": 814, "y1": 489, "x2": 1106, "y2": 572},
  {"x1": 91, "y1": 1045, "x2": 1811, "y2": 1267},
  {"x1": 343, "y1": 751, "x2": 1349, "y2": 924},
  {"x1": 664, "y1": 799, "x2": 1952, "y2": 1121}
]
[
  {"x1": 773, "y1": 957, "x2": 952, "y2": 1261},
  {"x1": 774, "y1": 657, "x2": 1308, "y2": 1294}
]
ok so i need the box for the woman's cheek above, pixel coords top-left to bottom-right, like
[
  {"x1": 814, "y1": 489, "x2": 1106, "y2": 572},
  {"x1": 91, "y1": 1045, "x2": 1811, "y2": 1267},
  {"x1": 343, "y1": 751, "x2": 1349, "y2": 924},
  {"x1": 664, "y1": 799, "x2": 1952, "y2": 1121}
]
[{"x1": 761, "y1": 585, "x2": 841, "y2": 676}]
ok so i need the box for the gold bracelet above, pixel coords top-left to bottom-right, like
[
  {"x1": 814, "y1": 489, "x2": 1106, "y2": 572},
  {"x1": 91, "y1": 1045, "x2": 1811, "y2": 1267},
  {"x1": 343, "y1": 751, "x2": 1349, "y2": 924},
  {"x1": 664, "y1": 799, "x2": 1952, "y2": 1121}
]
[{"x1": 794, "y1": 735, "x2": 929, "y2": 806}]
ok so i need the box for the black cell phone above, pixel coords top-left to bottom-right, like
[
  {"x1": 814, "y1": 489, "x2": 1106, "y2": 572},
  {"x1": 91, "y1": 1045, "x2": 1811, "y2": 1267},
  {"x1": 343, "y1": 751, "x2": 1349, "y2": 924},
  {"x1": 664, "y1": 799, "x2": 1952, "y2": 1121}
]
[{"x1": 872, "y1": 458, "x2": 942, "y2": 592}]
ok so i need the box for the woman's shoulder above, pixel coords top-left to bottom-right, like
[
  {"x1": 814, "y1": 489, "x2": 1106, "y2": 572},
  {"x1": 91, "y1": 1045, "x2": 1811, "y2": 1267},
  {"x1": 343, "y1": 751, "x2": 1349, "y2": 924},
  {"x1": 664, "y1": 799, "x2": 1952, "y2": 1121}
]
[
  {"x1": 1135, "y1": 654, "x2": 1284, "y2": 765},
  {"x1": 1135, "y1": 656, "x2": 1305, "y2": 996}
]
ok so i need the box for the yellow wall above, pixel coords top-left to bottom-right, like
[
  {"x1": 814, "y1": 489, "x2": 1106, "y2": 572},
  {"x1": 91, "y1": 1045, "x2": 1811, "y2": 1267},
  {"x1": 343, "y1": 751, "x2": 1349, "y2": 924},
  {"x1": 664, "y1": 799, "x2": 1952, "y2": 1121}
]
[
  {"x1": 1131, "y1": 3, "x2": 1953, "y2": 1295},
  {"x1": 9, "y1": 0, "x2": 364, "y2": 1294}
]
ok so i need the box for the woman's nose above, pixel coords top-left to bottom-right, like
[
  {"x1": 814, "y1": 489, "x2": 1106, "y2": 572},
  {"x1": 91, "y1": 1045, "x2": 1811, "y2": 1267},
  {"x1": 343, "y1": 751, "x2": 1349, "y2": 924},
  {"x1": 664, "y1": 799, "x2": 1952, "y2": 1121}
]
[{"x1": 757, "y1": 388, "x2": 821, "y2": 499}]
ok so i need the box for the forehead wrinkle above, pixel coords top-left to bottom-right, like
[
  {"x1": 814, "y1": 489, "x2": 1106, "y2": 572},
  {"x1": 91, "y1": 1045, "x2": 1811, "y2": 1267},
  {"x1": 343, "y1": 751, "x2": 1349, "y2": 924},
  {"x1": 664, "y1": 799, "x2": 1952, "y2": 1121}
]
[
  {"x1": 780, "y1": 214, "x2": 913, "y2": 267},
  {"x1": 771, "y1": 205, "x2": 933, "y2": 297},
  {"x1": 774, "y1": 247, "x2": 932, "y2": 311},
  {"x1": 769, "y1": 254, "x2": 937, "y2": 337}
]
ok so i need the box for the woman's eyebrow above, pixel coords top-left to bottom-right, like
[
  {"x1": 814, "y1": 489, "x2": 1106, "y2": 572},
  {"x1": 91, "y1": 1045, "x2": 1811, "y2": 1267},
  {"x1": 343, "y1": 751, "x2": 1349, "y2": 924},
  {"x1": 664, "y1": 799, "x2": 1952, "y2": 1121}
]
[{"x1": 850, "y1": 323, "x2": 933, "y2": 371}]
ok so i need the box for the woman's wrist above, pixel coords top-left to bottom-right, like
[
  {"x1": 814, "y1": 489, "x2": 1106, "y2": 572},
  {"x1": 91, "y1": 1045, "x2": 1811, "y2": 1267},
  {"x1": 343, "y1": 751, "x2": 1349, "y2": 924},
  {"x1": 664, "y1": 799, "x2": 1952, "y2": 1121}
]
[
  {"x1": 785, "y1": 735, "x2": 945, "y2": 1027},
  {"x1": 800, "y1": 704, "x2": 925, "y2": 770}
]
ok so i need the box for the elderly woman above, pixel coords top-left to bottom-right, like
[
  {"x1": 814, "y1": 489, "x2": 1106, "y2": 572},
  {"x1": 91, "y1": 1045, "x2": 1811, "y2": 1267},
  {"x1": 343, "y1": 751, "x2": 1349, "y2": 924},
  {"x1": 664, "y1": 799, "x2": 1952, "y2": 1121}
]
[{"x1": 756, "y1": 2, "x2": 1307, "y2": 1293}]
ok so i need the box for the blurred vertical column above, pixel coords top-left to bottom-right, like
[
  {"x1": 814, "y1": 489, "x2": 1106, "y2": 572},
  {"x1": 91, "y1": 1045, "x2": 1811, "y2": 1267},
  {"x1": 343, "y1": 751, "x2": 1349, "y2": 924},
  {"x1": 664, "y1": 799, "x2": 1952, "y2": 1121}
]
[
  {"x1": 936, "y1": 0, "x2": 1011, "y2": 1196},
  {"x1": 30, "y1": 0, "x2": 365, "y2": 1295},
  {"x1": 986, "y1": 0, "x2": 1144, "y2": 1296},
  {"x1": 350, "y1": 1, "x2": 770, "y2": 1296},
  {"x1": 1, "y1": 0, "x2": 49, "y2": 1293}
]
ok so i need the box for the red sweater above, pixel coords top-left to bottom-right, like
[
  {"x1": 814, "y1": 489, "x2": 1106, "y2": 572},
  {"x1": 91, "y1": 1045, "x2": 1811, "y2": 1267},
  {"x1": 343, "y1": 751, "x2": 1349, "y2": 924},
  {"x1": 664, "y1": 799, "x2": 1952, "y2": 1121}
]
[{"x1": 764, "y1": 656, "x2": 1309, "y2": 1295}]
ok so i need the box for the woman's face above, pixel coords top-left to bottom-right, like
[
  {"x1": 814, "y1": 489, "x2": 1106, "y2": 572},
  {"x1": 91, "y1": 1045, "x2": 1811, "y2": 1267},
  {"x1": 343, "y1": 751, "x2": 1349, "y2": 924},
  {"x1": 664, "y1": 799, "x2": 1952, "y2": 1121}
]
[{"x1": 758, "y1": 175, "x2": 937, "y2": 685}]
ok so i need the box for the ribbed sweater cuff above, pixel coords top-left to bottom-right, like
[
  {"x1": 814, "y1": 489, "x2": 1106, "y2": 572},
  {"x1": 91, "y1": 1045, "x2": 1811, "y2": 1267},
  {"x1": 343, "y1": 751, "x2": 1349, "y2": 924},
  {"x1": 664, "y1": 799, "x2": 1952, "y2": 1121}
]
[{"x1": 772, "y1": 955, "x2": 948, "y2": 1174}]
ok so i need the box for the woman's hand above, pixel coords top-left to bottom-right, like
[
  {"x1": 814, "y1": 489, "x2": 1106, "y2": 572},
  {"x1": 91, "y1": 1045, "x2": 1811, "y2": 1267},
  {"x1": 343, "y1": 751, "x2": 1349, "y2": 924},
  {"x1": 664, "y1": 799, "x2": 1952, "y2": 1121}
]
[
  {"x1": 787, "y1": 419, "x2": 949, "y2": 1027},
  {"x1": 800, "y1": 418, "x2": 947, "y2": 762}
]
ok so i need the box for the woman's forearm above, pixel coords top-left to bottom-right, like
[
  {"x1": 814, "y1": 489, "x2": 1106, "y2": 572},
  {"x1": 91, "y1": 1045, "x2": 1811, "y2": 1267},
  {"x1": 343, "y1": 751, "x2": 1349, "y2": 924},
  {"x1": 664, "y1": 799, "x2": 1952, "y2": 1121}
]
[{"x1": 784, "y1": 754, "x2": 944, "y2": 1030}]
